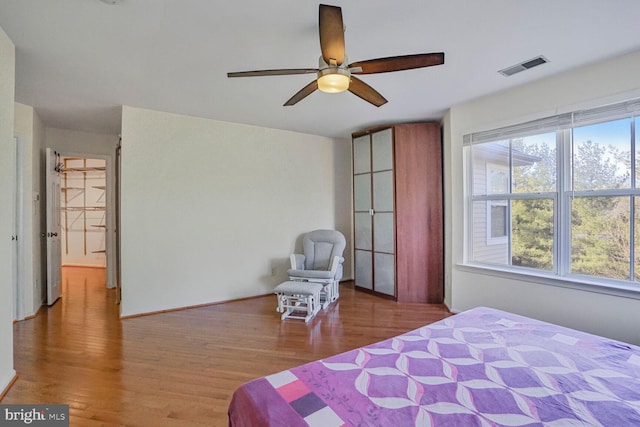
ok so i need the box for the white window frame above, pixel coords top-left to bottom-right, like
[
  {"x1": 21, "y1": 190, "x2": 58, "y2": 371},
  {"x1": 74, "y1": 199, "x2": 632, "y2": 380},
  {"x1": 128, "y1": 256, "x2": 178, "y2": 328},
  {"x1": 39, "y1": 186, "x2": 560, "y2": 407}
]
[{"x1": 463, "y1": 98, "x2": 640, "y2": 293}]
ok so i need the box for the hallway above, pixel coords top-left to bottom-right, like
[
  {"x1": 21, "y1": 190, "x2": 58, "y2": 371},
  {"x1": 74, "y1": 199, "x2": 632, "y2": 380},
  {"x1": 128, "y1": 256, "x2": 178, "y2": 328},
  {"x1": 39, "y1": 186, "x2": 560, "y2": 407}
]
[{"x1": 4, "y1": 267, "x2": 450, "y2": 426}]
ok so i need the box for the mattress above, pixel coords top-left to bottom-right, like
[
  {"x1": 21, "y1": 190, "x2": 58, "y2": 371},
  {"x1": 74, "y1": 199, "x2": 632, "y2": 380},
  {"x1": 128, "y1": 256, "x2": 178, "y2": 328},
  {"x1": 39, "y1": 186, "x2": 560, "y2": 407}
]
[{"x1": 228, "y1": 306, "x2": 640, "y2": 426}]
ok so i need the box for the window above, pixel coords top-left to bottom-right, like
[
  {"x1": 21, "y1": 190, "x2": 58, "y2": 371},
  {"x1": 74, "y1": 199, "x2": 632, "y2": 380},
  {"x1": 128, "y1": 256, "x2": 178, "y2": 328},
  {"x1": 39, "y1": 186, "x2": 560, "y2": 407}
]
[
  {"x1": 488, "y1": 201, "x2": 507, "y2": 241},
  {"x1": 464, "y1": 98, "x2": 640, "y2": 286}
]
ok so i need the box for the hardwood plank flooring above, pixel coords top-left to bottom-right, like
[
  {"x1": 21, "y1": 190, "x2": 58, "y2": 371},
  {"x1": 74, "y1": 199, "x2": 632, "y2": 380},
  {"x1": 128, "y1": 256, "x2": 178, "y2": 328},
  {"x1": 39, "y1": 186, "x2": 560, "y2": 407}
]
[{"x1": 4, "y1": 267, "x2": 451, "y2": 426}]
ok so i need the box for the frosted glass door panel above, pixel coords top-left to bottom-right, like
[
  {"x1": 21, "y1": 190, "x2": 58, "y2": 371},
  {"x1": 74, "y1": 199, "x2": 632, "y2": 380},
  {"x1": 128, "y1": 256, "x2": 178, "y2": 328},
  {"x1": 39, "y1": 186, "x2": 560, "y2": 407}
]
[
  {"x1": 372, "y1": 129, "x2": 393, "y2": 172},
  {"x1": 354, "y1": 213, "x2": 372, "y2": 250},
  {"x1": 355, "y1": 250, "x2": 373, "y2": 290},
  {"x1": 354, "y1": 174, "x2": 371, "y2": 211},
  {"x1": 353, "y1": 135, "x2": 371, "y2": 174},
  {"x1": 374, "y1": 253, "x2": 395, "y2": 295},
  {"x1": 373, "y1": 212, "x2": 394, "y2": 253},
  {"x1": 373, "y1": 171, "x2": 394, "y2": 212}
]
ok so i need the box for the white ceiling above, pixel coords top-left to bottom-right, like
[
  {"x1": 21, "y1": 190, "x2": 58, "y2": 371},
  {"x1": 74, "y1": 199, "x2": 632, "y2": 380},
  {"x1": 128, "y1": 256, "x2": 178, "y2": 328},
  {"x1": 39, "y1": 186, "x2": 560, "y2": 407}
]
[{"x1": 1, "y1": 0, "x2": 640, "y2": 139}]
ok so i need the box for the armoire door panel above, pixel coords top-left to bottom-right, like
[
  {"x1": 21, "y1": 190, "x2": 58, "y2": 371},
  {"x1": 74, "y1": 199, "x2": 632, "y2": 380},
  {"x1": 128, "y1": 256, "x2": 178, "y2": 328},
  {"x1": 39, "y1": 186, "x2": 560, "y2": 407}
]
[
  {"x1": 354, "y1": 174, "x2": 372, "y2": 212},
  {"x1": 372, "y1": 128, "x2": 393, "y2": 172},
  {"x1": 373, "y1": 212, "x2": 394, "y2": 254},
  {"x1": 353, "y1": 135, "x2": 371, "y2": 174},
  {"x1": 354, "y1": 212, "x2": 372, "y2": 250},
  {"x1": 374, "y1": 253, "x2": 395, "y2": 296},
  {"x1": 372, "y1": 171, "x2": 394, "y2": 212},
  {"x1": 355, "y1": 250, "x2": 373, "y2": 290}
]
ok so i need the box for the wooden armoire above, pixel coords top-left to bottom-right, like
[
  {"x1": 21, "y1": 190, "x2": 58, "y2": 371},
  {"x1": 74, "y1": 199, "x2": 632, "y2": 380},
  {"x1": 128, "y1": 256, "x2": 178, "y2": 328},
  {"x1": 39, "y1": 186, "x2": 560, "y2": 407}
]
[{"x1": 352, "y1": 122, "x2": 443, "y2": 303}]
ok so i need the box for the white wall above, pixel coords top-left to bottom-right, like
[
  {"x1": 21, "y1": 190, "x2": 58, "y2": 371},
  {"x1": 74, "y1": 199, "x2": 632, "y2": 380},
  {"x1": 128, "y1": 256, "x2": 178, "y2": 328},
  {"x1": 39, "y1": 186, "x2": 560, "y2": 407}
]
[
  {"x1": 46, "y1": 127, "x2": 118, "y2": 157},
  {"x1": 0, "y1": 24, "x2": 16, "y2": 395},
  {"x1": 445, "y1": 49, "x2": 640, "y2": 345},
  {"x1": 14, "y1": 103, "x2": 45, "y2": 317},
  {"x1": 120, "y1": 106, "x2": 351, "y2": 316}
]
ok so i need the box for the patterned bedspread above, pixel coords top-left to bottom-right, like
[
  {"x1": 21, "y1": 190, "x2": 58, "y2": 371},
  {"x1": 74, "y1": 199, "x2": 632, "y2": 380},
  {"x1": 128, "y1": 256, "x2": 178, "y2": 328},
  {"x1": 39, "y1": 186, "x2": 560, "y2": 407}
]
[{"x1": 228, "y1": 307, "x2": 640, "y2": 426}]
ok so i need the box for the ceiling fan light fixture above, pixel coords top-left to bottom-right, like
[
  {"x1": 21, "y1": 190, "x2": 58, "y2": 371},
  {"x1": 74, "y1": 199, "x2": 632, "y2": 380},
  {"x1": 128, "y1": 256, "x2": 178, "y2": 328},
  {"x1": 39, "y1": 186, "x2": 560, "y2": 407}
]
[
  {"x1": 317, "y1": 68, "x2": 350, "y2": 93},
  {"x1": 226, "y1": 5, "x2": 444, "y2": 106}
]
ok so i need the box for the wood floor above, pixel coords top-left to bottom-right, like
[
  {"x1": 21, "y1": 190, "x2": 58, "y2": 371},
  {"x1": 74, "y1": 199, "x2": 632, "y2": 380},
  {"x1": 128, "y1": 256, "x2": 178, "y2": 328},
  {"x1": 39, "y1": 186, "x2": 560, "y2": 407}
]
[{"x1": 4, "y1": 267, "x2": 451, "y2": 426}]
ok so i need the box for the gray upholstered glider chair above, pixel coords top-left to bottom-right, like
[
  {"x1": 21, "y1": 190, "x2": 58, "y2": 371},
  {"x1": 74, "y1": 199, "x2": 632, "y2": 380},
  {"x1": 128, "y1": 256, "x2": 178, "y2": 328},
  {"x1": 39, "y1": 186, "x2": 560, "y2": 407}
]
[{"x1": 287, "y1": 229, "x2": 346, "y2": 309}]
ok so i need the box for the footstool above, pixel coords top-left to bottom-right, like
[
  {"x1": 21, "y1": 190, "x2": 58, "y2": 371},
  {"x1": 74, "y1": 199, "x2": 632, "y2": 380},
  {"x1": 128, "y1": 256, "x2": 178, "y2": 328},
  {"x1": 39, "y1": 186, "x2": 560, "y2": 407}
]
[{"x1": 274, "y1": 281, "x2": 323, "y2": 322}]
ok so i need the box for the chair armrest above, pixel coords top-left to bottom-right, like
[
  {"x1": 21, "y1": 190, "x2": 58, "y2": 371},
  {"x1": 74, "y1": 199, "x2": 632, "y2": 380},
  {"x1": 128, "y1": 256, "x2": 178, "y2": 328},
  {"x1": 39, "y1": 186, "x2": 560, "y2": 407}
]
[
  {"x1": 290, "y1": 254, "x2": 305, "y2": 270},
  {"x1": 329, "y1": 255, "x2": 342, "y2": 274}
]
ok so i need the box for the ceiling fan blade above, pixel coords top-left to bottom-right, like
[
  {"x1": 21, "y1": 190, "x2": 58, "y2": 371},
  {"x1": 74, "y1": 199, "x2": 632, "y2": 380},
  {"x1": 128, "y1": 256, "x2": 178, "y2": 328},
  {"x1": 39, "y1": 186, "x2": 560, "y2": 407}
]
[
  {"x1": 350, "y1": 52, "x2": 445, "y2": 75},
  {"x1": 284, "y1": 80, "x2": 319, "y2": 106},
  {"x1": 319, "y1": 4, "x2": 345, "y2": 65},
  {"x1": 227, "y1": 68, "x2": 318, "y2": 78},
  {"x1": 348, "y1": 76, "x2": 387, "y2": 107}
]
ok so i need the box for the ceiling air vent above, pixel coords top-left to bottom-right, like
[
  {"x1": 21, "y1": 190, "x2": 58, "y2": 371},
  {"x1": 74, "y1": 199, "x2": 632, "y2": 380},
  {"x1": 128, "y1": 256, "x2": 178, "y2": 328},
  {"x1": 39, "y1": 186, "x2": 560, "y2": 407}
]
[{"x1": 498, "y1": 55, "x2": 549, "y2": 77}]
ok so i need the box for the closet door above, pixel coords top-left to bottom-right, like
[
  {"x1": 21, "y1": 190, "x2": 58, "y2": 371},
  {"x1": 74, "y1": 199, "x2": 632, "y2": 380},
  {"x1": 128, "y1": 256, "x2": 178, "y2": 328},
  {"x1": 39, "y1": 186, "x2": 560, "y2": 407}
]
[
  {"x1": 353, "y1": 135, "x2": 373, "y2": 290},
  {"x1": 371, "y1": 129, "x2": 395, "y2": 296}
]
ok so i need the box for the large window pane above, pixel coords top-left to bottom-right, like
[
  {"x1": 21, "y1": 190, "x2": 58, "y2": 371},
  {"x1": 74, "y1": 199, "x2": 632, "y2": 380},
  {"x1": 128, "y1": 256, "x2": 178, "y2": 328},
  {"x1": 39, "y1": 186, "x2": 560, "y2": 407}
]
[
  {"x1": 571, "y1": 196, "x2": 630, "y2": 280},
  {"x1": 511, "y1": 199, "x2": 554, "y2": 270},
  {"x1": 573, "y1": 119, "x2": 632, "y2": 191},
  {"x1": 471, "y1": 198, "x2": 554, "y2": 270},
  {"x1": 512, "y1": 133, "x2": 556, "y2": 193}
]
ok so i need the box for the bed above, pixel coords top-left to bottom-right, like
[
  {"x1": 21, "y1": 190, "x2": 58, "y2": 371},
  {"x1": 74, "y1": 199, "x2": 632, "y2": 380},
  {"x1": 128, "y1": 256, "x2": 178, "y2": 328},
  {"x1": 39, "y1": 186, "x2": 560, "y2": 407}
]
[{"x1": 228, "y1": 306, "x2": 640, "y2": 426}]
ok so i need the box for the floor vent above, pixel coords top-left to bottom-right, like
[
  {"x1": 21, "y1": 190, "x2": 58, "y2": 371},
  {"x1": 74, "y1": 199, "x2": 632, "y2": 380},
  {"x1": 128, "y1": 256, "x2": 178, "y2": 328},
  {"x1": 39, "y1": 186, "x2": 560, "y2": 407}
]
[{"x1": 499, "y1": 55, "x2": 549, "y2": 77}]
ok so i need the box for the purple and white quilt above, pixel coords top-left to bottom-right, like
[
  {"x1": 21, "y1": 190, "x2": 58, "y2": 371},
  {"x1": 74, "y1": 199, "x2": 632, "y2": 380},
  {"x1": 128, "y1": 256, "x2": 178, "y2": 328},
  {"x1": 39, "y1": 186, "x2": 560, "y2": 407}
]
[{"x1": 228, "y1": 307, "x2": 640, "y2": 426}]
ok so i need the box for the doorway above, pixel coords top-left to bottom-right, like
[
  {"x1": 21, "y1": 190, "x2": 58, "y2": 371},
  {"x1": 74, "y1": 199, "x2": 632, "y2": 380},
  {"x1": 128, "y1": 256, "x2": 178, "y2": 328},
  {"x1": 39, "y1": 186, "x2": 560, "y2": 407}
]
[
  {"x1": 46, "y1": 151, "x2": 118, "y2": 309},
  {"x1": 60, "y1": 157, "x2": 107, "y2": 270}
]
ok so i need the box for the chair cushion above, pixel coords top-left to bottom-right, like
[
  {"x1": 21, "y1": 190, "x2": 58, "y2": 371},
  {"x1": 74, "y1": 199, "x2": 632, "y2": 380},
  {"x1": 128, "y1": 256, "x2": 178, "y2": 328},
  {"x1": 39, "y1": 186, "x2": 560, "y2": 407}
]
[
  {"x1": 287, "y1": 269, "x2": 334, "y2": 280},
  {"x1": 275, "y1": 281, "x2": 323, "y2": 295},
  {"x1": 302, "y1": 230, "x2": 346, "y2": 271}
]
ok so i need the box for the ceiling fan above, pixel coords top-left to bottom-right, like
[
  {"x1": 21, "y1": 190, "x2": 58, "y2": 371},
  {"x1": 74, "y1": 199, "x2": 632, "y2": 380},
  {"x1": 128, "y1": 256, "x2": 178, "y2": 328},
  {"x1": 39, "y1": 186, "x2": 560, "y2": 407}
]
[{"x1": 227, "y1": 4, "x2": 444, "y2": 107}]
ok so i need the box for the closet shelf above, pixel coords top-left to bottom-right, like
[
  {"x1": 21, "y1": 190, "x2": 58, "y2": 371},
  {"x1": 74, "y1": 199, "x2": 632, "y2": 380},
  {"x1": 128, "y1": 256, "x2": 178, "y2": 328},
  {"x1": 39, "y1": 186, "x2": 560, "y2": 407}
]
[
  {"x1": 62, "y1": 167, "x2": 106, "y2": 172},
  {"x1": 61, "y1": 206, "x2": 105, "y2": 211},
  {"x1": 62, "y1": 157, "x2": 107, "y2": 259}
]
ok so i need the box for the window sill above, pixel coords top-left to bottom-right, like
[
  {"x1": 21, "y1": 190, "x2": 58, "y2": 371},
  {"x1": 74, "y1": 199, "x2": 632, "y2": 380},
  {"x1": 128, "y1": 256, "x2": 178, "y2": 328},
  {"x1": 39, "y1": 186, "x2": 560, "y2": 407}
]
[{"x1": 456, "y1": 263, "x2": 640, "y2": 300}]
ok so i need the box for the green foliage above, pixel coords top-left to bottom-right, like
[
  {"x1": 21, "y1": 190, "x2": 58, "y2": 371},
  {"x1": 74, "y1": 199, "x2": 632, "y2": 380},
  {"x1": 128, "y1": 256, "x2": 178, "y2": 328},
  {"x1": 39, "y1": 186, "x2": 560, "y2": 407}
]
[
  {"x1": 508, "y1": 138, "x2": 634, "y2": 280},
  {"x1": 512, "y1": 199, "x2": 553, "y2": 269}
]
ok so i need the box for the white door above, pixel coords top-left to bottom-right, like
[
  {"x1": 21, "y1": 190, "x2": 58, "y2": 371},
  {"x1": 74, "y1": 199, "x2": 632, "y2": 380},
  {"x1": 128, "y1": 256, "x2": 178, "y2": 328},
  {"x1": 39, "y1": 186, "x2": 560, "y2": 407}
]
[
  {"x1": 46, "y1": 148, "x2": 62, "y2": 305},
  {"x1": 12, "y1": 136, "x2": 23, "y2": 320}
]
